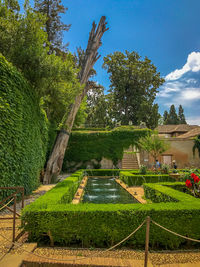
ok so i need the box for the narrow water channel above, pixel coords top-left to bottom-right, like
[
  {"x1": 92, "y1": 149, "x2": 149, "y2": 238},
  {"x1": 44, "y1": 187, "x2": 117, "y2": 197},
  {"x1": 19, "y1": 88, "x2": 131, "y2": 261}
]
[{"x1": 82, "y1": 177, "x2": 138, "y2": 204}]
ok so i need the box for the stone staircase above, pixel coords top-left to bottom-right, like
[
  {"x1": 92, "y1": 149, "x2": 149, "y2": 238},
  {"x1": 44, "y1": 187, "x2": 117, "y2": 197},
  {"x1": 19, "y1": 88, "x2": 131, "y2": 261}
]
[{"x1": 122, "y1": 152, "x2": 139, "y2": 169}]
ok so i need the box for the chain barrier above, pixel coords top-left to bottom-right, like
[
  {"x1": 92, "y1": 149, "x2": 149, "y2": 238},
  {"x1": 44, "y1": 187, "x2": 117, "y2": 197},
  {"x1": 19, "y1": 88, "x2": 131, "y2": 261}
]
[
  {"x1": 0, "y1": 220, "x2": 146, "y2": 263},
  {"x1": 151, "y1": 219, "x2": 200, "y2": 243}
]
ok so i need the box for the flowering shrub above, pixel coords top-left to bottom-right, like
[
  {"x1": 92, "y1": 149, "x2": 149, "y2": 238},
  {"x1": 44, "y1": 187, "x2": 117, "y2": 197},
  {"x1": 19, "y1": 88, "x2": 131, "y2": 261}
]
[{"x1": 185, "y1": 172, "x2": 200, "y2": 197}]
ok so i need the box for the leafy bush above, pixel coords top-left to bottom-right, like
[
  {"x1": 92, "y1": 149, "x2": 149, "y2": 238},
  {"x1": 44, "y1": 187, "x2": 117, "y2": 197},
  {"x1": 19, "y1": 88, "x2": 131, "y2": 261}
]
[
  {"x1": 139, "y1": 165, "x2": 147, "y2": 175},
  {"x1": 161, "y1": 164, "x2": 170, "y2": 174},
  {"x1": 143, "y1": 183, "x2": 179, "y2": 203},
  {"x1": 0, "y1": 55, "x2": 48, "y2": 197},
  {"x1": 85, "y1": 169, "x2": 120, "y2": 176},
  {"x1": 120, "y1": 171, "x2": 174, "y2": 186}
]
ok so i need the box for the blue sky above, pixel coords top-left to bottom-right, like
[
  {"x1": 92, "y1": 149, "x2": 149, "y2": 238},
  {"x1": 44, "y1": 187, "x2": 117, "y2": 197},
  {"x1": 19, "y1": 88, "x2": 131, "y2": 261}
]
[{"x1": 60, "y1": 0, "x2": 200, "y2": 125}]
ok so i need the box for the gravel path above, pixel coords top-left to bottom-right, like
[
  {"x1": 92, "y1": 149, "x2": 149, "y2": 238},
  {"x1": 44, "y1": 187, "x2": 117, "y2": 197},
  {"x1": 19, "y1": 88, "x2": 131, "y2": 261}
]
[{"x1": 34, "y1": 247, "x2": 200, "y2": 266}]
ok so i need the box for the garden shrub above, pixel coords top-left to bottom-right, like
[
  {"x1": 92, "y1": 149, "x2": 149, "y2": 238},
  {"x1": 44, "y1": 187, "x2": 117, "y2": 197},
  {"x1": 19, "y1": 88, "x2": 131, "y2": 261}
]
[
  {"x1": 0, "y1": 55, "x2": 48, "y2": 198},
  {"x1": 85, "y1": 169, "x2": 120, "y2": 176},
  {"x1": 22, "y1": 178, "x2": 200, "y2": 249},
  {"x1": 24, "y1": 170, "x2": 84, "y2": 208},
  {"x1": 161, "y1": 164, "x2": 170, "y2": 174},
  {"x1": 143, "y1": 183, "x2": 179, "y2": 203},
  {"x1": 139, "y1": 165, "x2": 147, "y2": 175},
  {"x1": 120, "y1": 171, "x2": 174, "y2": 186}
]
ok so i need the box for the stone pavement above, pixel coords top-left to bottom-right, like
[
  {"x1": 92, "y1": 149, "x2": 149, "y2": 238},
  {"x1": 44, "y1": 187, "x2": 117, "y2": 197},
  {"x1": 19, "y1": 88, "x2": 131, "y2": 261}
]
[{"x1": 115, "y1": 179, "x2": 146, "y2": 203}]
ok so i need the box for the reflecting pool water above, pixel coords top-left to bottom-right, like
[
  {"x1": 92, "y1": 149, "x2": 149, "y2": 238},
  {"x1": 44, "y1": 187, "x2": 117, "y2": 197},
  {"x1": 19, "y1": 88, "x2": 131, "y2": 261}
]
[{"x1": 82, "y1": 177, "x2": 138, "y2": 204}]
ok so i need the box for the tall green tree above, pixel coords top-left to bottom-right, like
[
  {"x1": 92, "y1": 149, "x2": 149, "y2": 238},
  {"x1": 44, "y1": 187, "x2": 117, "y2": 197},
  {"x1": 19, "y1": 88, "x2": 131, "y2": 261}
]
[
  {"x1": 0, "y1": 1, "x2": 81, "y2": 124},
  {"x1": 137, "y1": 103, "x2": 160, "y2": 129},
  {"x1": 165, "y1": 105, "x2": 179, "y2": 124},
  {"x1": 34, "y1": 0, "x2": 71, "y2": 52},
  {"x1": 3, "y1": 0, "x2": 20, "y2": 11},
  {"x1": 163, "y1": 110, "x2": 168, "y2": 125},
  {"x1": 85, "y1": 84, "x2": 114, "y2": 128},
  {"x1": 178, "y1": 105, "x2": 187, "y2": 124},
  {"x1": 103, "y1": 51, "x2": 164, "y2": 128}
]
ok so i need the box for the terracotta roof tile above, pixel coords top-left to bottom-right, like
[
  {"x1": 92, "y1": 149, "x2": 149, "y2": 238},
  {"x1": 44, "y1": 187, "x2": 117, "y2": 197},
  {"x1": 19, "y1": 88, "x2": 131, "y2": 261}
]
[
  {"x1": 156, "y1": 124, "x2": 198, "y2": 133},
  {"x1": 177, "y1": 127, "x2": 200, "y2": 139}
]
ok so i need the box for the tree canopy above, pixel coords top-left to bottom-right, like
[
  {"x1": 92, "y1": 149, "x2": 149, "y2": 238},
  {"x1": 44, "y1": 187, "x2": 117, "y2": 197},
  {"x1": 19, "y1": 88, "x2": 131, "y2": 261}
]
[
  {"x1": 163, "y1": 105, "x2": 187, "y2": 125},
  {"x1": 103, "y1": 51, "x2": 164, "y2": 129},
  {"x1": 34, "y1": 0, "x2": 71, "y2": 53},
  {"x1": 0, "y1": 0, "x2": 81, "y2": 125}
]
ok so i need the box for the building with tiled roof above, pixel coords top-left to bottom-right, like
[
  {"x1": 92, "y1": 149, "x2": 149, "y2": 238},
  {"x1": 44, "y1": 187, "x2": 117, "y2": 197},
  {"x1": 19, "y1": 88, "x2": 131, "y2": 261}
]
[
  {"x1": 156, "y1": 124, "x2": 199, "y2": 138},
  {"x1": 140, "y1": 124, "x2": 200, "y2": 169},
  {"x1": 177, "y1": 126, "x2": 200, "y2": 139}
]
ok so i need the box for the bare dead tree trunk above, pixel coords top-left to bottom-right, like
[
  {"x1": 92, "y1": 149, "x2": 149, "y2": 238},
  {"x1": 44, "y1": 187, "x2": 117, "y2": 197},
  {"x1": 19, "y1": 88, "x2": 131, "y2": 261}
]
[{"x1": 43, "y1": 16, "x2": 108, "y2": 184}]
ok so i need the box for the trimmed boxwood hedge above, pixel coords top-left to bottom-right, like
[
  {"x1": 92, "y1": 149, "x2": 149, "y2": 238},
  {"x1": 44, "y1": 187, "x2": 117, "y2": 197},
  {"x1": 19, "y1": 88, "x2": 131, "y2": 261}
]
[
  {"x1": 85, "y1": 169, "x2": 120, "y2": 176},
  {"x1": 0, "y1": 54, "x2": 48, "y2": 197},
  {"x1": 22, "y1": 170, "x2": 200, "y2": 249},
  {"x1": 120, "y1": 171, "x2": 174, "y2": 186}
]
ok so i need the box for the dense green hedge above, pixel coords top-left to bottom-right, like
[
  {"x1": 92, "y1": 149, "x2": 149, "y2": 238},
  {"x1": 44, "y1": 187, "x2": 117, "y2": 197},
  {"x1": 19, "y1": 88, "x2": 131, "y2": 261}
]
[
  {"x1": 85, "y1": 169, "x2": 138, "y2": 176},
  {"x1": 22, "y1": 171, "x2": 200, "y2": 249},
  {"x1": 0, "y1": 55, "x2": 48, "y2": 197},
  {"x1": 120, "y1": 171, "x2": 174, "y2": 186},
  {"x1": 63, "y1": 127, "x2": 150, "y2": 171},
  {"x1": 85, "y1": 169, "x2": 120, "y2": 176},
  {"x1": 143, "y1": 183, "x2": 179, "y2": 203},
  {"x1": 72, "y1": 128, "x2": 107, "y2": 131},
  {"x1": 22, "y1": 170, "x2": 83, "y2": 209}
]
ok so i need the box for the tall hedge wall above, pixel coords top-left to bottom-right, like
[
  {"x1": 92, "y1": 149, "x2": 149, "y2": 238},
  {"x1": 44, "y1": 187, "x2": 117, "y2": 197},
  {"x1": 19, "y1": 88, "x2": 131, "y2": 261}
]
[
  {"x1": 0, "y1": 54, "x2": 48, "y2": 196},
  {"x1": 63, "y1": 127, "x2": 150, "y2": 171}
]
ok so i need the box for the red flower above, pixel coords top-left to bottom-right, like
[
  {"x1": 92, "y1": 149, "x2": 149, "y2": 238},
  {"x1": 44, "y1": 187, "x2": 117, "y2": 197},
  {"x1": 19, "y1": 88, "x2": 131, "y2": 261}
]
[
  {"x1": 191, "y1": 173, "x2": 200, "y2": 183},
  {"x1": 186, "y1": 179, "x2": 192, "y2": 188},
  {"x1": 194, "y1": 176, "x2": 200, "y2": 183}
]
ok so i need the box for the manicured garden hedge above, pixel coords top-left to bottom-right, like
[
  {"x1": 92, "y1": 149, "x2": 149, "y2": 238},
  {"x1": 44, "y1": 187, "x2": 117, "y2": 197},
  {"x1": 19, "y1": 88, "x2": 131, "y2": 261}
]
[
  {"x1": 22, "y1": 170, "x2": 200, "y2": 249},
  {"x1": 25, "y1": 170, "x2": 84, "y2": 208},
  {"x1": 143, "y1": 183, "x2": 179, "y2": 203},
  {"x1": 85, "y1": 169, "x2": 120, "y2": 176},
  {"x1": 120, "y1": 171, "x2": 174, "y2": 186},
  {"x1": 63, "y1": 127, "x2": 150, "y2": 171},
  {"x1": 0, "y1": 55, "x2": 48, "y2": 197}
]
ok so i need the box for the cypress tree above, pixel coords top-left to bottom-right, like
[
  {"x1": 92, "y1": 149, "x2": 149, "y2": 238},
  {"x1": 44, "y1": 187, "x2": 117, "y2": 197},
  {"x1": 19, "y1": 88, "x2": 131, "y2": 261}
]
[
  {"x1": 178, "y1": 105, "x2": 187, "y2": 124},
  {"x1": 166, "y1": 105, "x2": 179, "y2": 124},
  {"x1": 163, "y1": 110, "x2": 168, "y2": 125},
  {"x1": 34, "y1": 0, "x2": 71, "y2": 52}
]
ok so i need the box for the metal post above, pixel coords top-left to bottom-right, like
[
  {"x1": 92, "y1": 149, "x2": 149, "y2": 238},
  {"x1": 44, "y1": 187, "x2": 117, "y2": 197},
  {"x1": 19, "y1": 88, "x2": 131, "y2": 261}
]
[
  {"x1": 12, "y1": 194, "x2": 16, "y2": 243},
  {"x1": 22, "y1": 188, "x2": 24, "y2": 209},
  {"x1": 144, "y1": 216, "x2": 150, "y2": 267}
]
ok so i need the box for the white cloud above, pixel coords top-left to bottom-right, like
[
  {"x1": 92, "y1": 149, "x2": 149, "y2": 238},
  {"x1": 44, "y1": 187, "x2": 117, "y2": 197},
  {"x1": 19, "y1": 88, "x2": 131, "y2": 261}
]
[
  {"x1": 181, "y1": 88, "x2": 200, "y2": 100},
  {"x1": 187, "y1": 116, "x2": 200, "y2": 126},
  {"x1": 186, "y1": 78, "x2": 197, "y2": 84},
  {"x1": 165, "y1": 52, "x2": 200, "y2": 81},
  {"x1": 157, "y1": 51, "x2": 200, "y2": 124},
  {"x1": 158, "y1": 81, "x2": 182, "y2": 97}
]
